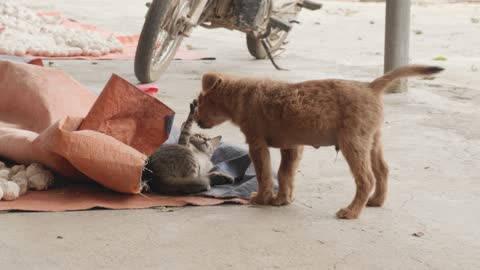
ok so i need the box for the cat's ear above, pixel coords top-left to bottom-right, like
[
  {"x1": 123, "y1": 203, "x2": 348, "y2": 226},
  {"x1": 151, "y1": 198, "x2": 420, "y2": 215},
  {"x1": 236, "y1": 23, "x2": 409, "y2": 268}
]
[
  {"x1": 202, "y1": 72, "x2": 222, "y2": 92},
  {"x1": 211, "y1": 135, "x2": 222, "y2": 148}
]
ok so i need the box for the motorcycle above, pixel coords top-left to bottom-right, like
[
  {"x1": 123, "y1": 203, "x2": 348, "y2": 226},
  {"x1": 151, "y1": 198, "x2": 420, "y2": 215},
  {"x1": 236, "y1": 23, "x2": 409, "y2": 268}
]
[{"x1": 134, "y1": 0, "x2": 322, "y2": 83}]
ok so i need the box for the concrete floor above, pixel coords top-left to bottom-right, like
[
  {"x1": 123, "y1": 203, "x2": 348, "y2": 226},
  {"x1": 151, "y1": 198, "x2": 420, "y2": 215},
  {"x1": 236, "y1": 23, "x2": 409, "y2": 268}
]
[{"x1": 1, "y1": 1, "x2": 479, "y2": 269}]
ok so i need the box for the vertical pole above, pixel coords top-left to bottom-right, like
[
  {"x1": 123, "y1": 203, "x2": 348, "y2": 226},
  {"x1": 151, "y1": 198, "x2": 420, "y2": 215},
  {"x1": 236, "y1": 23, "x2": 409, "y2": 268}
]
[{"x1": 384, "y1": 0, "x2": 411, "y2": 93}]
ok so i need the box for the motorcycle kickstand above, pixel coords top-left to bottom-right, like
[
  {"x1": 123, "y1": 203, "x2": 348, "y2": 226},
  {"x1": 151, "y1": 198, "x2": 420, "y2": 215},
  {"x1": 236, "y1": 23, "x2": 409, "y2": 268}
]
[{"x1": 260, "y1": 39, "x2": 289, "y2": 71}]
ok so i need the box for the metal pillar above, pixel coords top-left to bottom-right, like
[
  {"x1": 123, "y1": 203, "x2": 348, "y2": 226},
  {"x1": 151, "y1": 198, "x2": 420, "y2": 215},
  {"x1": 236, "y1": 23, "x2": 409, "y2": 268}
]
[{"x1": 384, "y1": 0, "x2": 411, "y2": 93}]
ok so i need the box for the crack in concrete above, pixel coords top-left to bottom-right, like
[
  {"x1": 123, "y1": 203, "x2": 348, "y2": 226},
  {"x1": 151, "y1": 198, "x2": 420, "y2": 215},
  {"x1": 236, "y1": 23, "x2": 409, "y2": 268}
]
[
  {"x1": 401, "y1": 193, "x2": 414, "y2": 208},
  {"x1": 332, "y1": 250, "x2": 355, "y2": 270},
  {"x1": 409, "y1": 255, "x2": 434, "y2": 270}
]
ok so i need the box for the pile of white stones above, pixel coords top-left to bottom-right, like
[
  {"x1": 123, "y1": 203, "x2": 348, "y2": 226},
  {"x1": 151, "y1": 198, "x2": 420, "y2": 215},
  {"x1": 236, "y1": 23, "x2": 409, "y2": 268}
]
[
  {"x1": 0, "y1": 2, "x2": 123, "y2": 57},
  {"x1": 0, "y1": 161, "x2": 55, "y2": 201}
]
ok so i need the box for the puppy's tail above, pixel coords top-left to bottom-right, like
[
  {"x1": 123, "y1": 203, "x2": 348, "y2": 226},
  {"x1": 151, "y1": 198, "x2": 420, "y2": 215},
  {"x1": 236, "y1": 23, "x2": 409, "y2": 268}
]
[{"x1": 369, "y1": 65, "x2": 444, "y2": 94}]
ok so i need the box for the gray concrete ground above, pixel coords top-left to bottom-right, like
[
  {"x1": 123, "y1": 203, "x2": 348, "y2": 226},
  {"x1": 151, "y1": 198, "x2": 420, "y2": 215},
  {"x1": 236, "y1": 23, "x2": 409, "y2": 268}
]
[{"x1": 1, "y1": 1, "x2": 479, "y2": 269}]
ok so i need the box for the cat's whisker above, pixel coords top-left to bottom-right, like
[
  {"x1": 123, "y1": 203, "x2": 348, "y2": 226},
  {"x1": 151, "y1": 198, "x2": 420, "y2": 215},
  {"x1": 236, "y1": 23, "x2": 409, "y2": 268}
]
[{"x1": 138, "y1": 192, "x2": 152, "y2": 199}]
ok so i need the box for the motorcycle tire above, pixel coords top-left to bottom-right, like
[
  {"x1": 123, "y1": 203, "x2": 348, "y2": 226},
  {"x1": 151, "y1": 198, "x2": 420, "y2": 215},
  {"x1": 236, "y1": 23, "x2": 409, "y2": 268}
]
[
  {"x1": 246, "y1": 0, "x2": 302, "y2": 60},
  {"x1": 246, "y1": 31, "x2": 290, "y2": 60},
  {"x1": 134, "y1": 0, "x2": 184, "y2": 83}
]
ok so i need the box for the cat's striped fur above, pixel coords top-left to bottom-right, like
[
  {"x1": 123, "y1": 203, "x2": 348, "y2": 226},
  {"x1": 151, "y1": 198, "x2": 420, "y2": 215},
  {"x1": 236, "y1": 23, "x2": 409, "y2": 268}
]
[
  {"x1": 178, "y1": 105, "x2": 195, "y2": 146},
  {"x1": 146, "y1": 102, "x2": 234, "y2": 194}
]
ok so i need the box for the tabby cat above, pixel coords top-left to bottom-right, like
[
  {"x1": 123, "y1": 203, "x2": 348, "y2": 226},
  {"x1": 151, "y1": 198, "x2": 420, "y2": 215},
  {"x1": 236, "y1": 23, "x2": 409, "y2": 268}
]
[{"x1": 146, "y1": 102, "x2": 234, "y2": 194}]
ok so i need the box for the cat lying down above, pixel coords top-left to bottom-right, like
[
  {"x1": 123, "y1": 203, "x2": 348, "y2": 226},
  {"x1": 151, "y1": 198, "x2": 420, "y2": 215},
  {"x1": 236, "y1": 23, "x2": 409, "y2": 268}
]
[
  {"x1": 145, "y1": 103, "x2": 234, "y2": 195},
  {"x1": 192, "y1": 65, "x2": 443, "y2": 219}
]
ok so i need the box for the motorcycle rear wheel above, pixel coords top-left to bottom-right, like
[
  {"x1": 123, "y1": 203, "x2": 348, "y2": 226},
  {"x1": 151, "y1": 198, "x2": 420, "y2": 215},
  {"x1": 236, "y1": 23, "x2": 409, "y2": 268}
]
[
  {"x1": 134, "y1": 0, "x2": 190, "y2": 83},
  {"x1": 246, "y1": 30, "x2": 289, "y2": 59},
  {"x1": 246, "y1": 0, "x2": 301, "y2": 59}
]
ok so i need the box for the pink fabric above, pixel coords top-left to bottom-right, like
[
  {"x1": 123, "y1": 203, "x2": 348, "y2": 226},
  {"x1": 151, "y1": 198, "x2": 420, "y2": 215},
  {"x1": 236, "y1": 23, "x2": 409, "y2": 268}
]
[
  {"x1": 137, "y1": 84, "x2": 159, "y2": 96},
  {"x1": 25, "y1": 35, "x2": 206, "y2": 60},
  {"x1": 0, "y1": 183, "x2": 247, "y2": 212}
]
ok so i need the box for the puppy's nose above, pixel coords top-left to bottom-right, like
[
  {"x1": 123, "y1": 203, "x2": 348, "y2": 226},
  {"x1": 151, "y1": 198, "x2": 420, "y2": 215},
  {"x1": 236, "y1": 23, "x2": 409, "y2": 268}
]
[{"x1": 197, "y1": 120, "x2": 205, "y2": 128}]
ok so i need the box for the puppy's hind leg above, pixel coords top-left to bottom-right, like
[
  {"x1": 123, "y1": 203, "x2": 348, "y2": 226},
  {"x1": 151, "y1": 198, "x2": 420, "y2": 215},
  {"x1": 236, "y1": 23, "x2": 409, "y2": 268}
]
[
  {"x1": 336, "y1": 137, "x2": 375, "y2": 219},
  {"x1": 270, "y1": 146, "x2": 304, "y2": 206},
  {"x1": 367, "y1": 130, "x2": 389, "y2": 207}
]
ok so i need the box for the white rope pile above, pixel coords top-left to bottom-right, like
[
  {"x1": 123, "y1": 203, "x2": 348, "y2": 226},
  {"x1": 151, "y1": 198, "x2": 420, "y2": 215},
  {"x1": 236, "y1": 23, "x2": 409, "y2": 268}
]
[{"x1": 0, "y1": 2, "x2": 123, "y2": 57}]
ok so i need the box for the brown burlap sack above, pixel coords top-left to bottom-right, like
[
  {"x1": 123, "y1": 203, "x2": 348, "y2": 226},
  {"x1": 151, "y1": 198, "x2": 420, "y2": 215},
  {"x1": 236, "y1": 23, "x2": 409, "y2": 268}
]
[
  {"x1": 0, "y1": 60, "x2": 96, "y2": 133},
  {"x1": 0, "y1": 126, "x2": 84, "y2": 179},
  {"x1": 79, "y1": 74, "x2": 175, "y2": 156},
  {"x1": 34, "y1": 117, "x2": 146, "y2": 193},
  {"x1": 0, "y1": 60, "x2": 173, "y2": 194}
]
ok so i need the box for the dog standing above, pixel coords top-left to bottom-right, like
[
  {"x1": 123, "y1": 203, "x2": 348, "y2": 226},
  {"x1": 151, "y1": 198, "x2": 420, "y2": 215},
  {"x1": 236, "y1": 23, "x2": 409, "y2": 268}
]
[{"x1": 193, "y1": 65, "x2": 443, "y2": 219}]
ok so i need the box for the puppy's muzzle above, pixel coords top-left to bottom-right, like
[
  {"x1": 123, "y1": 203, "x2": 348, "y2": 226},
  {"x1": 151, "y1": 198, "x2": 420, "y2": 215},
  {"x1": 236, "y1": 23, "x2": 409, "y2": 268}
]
[{"x1": 196, "y1": 120, "x2": 212, "y2": 129}]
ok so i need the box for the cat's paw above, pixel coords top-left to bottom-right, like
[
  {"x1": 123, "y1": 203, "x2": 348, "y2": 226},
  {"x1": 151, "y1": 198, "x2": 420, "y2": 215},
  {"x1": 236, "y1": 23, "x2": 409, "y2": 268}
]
[
  {"x1": 208, "y1": 172, "x2": 235, "y2": 185},
  {"x1": 190, "y1": 99, "x2": 198, "y2": 114}
]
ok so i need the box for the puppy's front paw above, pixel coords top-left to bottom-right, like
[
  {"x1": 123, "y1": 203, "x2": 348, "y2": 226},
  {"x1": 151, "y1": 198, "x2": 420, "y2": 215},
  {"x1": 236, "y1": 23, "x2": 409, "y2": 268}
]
[
  {"x1": 269, "y1": 193, "x2": 294, "y2": 206},
  {"x1": 336, "y1": 207, "x2": 359, "y2": 219},
  {"x1": 250, "y1": 190, "x2": 274, "y2": 205},
  {"x1": 366, "y1": 194, "x2": 386, "y2": 207}
]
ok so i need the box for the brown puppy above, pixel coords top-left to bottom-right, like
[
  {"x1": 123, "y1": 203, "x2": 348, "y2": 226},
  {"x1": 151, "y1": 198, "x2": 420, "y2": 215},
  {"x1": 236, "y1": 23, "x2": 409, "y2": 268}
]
[{"x1": 193, "y1": 65, "x2": 443, "y2": 219}]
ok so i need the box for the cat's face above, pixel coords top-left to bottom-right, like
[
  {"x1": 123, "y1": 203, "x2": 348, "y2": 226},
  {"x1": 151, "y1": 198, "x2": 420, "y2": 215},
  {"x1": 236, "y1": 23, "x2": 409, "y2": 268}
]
[{"x1": 189, "y1": 134, "x2": 222, "y2": 155}]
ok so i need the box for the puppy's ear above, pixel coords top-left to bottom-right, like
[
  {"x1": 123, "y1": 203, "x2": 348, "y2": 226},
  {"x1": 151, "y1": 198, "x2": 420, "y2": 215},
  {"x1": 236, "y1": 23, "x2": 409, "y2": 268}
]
[{"x1": 202, "y1": 72, "x2": 222, "y2": 92}]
